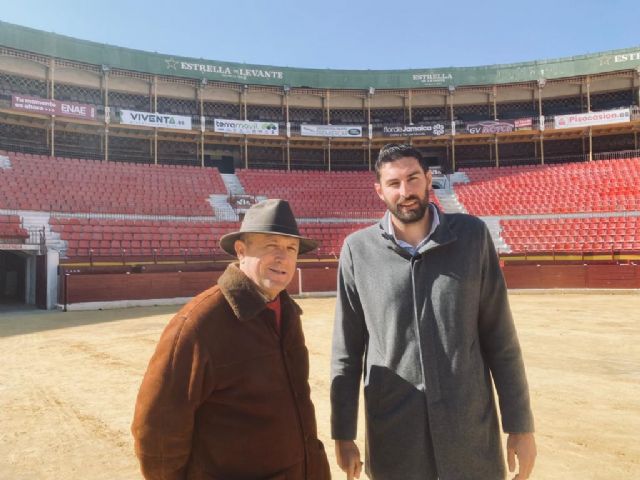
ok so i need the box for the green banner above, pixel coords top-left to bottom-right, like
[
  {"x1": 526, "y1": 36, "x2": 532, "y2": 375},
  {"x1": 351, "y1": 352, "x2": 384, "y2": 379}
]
[{"x1": 1, "y1": 21, "x2": 639, "y2": 89}]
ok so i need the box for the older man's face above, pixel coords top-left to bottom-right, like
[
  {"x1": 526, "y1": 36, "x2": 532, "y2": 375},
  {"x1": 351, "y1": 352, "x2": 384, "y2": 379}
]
[{"x1": 235, "y1": 233, "x2": 300, "y2": 299}]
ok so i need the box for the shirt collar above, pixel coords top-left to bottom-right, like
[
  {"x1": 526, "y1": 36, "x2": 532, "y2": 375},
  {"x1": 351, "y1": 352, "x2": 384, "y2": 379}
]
[
  {"x1": 388, "y1": 203, "x2": 440, "y2": 255},
  {"x1": 218, "y1": 263, "x2": 301, "y2": 322}
]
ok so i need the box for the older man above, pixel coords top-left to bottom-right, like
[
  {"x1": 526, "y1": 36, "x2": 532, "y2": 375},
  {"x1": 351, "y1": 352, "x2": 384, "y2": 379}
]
[
  {"x1": 331, "y1": 144, "x2": 535, "y2": 480},
  {"x1": 132, "y1": 199, "x2": 330, "y2": 480}
]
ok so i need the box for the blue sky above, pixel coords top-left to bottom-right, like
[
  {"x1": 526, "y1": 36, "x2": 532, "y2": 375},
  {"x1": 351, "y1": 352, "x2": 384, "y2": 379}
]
[{"x1": 2, "y1": 0, "x2": 639, "y2": 70}]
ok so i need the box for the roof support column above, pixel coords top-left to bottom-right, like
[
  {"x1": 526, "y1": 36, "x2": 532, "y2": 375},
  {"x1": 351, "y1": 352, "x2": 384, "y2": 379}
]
[
  {"x1": 585, "y1": 76, "x2": 591, "y2": 112},
  {"x1": 242, "y1": 84, "x2": 248, "y2": 120},
  {"x1": 152, "y1": 76, "x2": 157, "y2": 112},
  {"x1": 537, "y1": 79, "x2": 545, "y2": 118},
  {"x1": 492, "y1": 85, "x2": 498, "y2": 120},
  {"x1": 200, "y1": 131, "x2": 205, "y2": 168},
  {"x1": 104, "y1": 126, "x2": 109, "y2": 162},
  {"x1": 152, "y1": 76, "x2": 158, "y2": 165},
  {"x1": 50, "y1": 116, "x2": 55, "y2": 158},
  {"x1": 153, "y1": 129, "x2": 158, "y2": 165},
  {"x1": 286, "y1": 139, "x2": 291, "y2": 172},
  {"x1": 48, "y1": 59, "x2": 56, "y2": 158},
  {"x1": 244, "y1": 136, "x2": 248, "y2": 169},
  {"x1": 450, "y1": 137, "x2": 456, "y2": 173},
  {"x1": 635, "y1": 68, "x2": 640, "y2": 107},
  {"x1": 198, "y1": 82, "x2": 205, "y2": 167},
  {"x1": 325, "y1": 90, "x2": 330, "y2": 124},
  {"x1": 48, "y1": 58, "x2": 55, "y2": 99},
  {"x1": 102, "y1": 67, "x2": 110, "y2": 162}
]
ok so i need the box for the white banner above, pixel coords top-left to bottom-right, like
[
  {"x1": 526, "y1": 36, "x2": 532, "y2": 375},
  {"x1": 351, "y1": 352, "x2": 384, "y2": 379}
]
[
  {"x1": 300, "y1": 124, "x2": 362, "y2": 138},
  {"x1": 554, "y1": 108, "x2": 630, "y2": 129},
  {"x1": 213, "y1": 118, "x2": 279, "y2": 136},
  {"x1": 120, "y1": 110, "x2": 192, "y2": 130}
]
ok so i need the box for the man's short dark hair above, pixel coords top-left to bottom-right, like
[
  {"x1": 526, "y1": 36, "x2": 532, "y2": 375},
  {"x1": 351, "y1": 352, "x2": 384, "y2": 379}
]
[{"x1": 375, "y1": 144, "x2": 427, "y2": 180}]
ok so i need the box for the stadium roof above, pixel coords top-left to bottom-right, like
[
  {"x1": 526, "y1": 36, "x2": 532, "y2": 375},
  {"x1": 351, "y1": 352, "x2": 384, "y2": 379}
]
[{"x1": 1, "y1": 20, "x2": 640, "y2": 89}]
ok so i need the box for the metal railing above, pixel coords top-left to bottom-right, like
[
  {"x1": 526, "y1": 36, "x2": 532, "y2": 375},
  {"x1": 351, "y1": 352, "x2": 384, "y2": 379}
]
[{"x1": 25, "y1": 226, "x2": 45, "y2": 246}]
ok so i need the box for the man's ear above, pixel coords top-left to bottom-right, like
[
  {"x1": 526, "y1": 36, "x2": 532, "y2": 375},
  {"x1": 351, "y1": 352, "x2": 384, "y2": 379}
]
[
  {"x1": 234, "y1": 239, "x2": 246, "y2": 260},
  {"x1": 425, "y1": 170, "x2": 433, "y2": 187},
  {"x1": 374, "y1": 182, "x2": 384, "y2": 201}
]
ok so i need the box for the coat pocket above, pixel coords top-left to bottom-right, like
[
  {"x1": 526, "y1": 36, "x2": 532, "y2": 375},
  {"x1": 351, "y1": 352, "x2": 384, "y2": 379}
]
[{"x1": 365, "y1": 365, "x2": 419, "y2": 419}]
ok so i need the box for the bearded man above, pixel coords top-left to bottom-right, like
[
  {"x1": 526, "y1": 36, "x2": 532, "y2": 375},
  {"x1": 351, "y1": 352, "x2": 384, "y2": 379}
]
[{"x1": 330, "y1": 144, "x2": 536, "y2": 480}]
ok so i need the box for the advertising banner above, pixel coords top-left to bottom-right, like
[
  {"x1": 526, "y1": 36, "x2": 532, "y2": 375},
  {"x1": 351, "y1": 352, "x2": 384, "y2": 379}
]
[
  {"x1": 382, "y1": 122, "x2": 447, "y2": 137},
  {"x1": 12, "y1": 94, "x2": 97, "y2": 120},
  {"x1": 464, "y1": 118, "x2": 532, "y2": 134},
  {"x1": 554, "y1": 108, "x2": 630, "y2": 129},
  {"x1": 213, "y1": 118, "x2": 279, "y2": 136},
  {"x1": 300, "y1": 124, "x2": 362, "y2": 137},
  {"x1": 120, "y1": 110, "x2": 192, "y2": 130}
]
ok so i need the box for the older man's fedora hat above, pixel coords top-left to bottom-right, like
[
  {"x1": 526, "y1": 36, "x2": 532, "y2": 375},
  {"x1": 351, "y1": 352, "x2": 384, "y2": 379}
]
[{"x1": 220, "y1": 199, "x2": 318, "y2": 256}]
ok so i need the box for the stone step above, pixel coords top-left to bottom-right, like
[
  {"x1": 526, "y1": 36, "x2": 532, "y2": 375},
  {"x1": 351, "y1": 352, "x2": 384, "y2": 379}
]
[
  {"x1": 433, "y1": 189, "x2": 467, "y2": 214},
  {"x1": 208, "y1": 194, "x2": 238, "y2": 221},
  {"x1": 20, "y1": 212, "x2": 66, "y2": 252},
  {"x1": 220, "y1": 173, "x2": 245, "y2": 196},
  {"x1": 480, "y1": 216, "x2": 510, "y2": 253}
]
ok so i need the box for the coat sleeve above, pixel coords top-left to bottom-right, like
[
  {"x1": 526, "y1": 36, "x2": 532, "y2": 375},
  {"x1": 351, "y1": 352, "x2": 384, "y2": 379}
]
[
  {"x1": 477, "y1": 224, "x2": 535, "y2": 434},
  {"x1": 330, "y1": 239, "x2": 367, "y2": 440},
  {"x1": 131, "y1": 314, "x2": 214, "y2": 480}
]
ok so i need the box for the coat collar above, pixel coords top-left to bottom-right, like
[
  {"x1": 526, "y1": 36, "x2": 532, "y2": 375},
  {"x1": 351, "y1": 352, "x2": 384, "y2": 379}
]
[
  {"x1": 218, "y1": 263, "x2": 302, "y2": 322},
  {"x1": 378, "y1": 203, "x2": 457, "y2": 257}
]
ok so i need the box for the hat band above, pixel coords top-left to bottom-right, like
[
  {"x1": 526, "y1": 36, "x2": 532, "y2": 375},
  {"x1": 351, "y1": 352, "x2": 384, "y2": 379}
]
[{"x1": 241, "y1": 223, "x2": 300, "y2": 236}]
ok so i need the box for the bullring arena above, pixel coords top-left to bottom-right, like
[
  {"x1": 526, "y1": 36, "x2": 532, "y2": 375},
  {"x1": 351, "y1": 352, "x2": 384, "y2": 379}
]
[
  {"x1": 1, "y1": 293, "x2": 640, "y2": 479},
  {"x1": 1, "y1": 18, "x2": 640, "y2": 479}
]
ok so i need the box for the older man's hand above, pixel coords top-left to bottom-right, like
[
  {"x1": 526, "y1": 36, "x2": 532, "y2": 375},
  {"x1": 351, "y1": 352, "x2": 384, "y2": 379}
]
[
  {"x1": 335, "y1": 440, "x2": 362, "y2": 480},
  {"x1": 507, "y1": 432, "x2": 537, "y2": 479}
]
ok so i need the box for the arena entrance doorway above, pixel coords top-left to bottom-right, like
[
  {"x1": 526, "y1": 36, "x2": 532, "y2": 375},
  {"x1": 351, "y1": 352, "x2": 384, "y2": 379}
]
[
  {"x1": 204, "y1": 155, "x2": 235, "y2": 174},
  {"x1": 424, "y1": 155, "x2": 442, "y2": 168},
  {"x1": 0, "y1": 249, "x2": 46, "y2": 311}
]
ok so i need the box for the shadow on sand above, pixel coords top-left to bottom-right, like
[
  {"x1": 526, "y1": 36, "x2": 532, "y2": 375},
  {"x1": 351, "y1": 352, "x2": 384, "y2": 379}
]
[{"x1": 0, "y1": 303, "x2": 183, "y2": 338}]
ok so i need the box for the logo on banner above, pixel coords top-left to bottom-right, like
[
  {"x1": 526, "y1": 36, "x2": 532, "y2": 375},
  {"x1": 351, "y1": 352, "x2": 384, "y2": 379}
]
[
  {"x1": 464, "y1": 118, "x2": 532, "y2": 134},
  {"x1": 165, "y1": 57, "x2": 284, "y2": 81},
  {"x1": 382, "y1": 123, "x2": 447, "y2": 137},
  {"x1": 412, "y1": 72, "x2": 454, "y2": 85},
  {"x1": 513, "y1": 118, "x2": 533, "y2": 129},
  {"x1": 554, "y1": 108, "x2": 630, "y2": 129},
  {"x1": 120, "y1": 110, "x2": 192, "y2": 130},
  {"x1": 12, "y1": 95, "x2": 96, "y2": 120},
  {"x1": 613, "y1": 51, "x2": 640, "y2": 63},
  {"x1": 300, "y1": 125, "x2": 362, "y2": 138},
  {"x1": 213, "y1": 119, "x2": 279, "y2": 136}
]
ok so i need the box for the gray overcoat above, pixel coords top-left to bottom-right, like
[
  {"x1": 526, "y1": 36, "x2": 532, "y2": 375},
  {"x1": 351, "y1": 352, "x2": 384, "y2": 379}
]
[{"x1": 330, "y1": 206, "x2": 534, "y2": 480}]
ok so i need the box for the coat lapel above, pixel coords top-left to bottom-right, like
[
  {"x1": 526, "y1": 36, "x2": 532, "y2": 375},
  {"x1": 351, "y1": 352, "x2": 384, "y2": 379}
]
[{"x1": 217, "y1": 263, "x2": 304, "y2": 342}]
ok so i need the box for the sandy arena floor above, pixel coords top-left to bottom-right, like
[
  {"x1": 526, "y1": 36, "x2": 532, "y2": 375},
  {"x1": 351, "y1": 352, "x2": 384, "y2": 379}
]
[{"x1": 1, "y1": 293, "x2": 639, "y2": 479}]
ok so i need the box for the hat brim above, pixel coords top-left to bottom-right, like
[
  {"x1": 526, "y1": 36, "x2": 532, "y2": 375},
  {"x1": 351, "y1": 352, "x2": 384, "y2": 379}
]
[{"x1": 219, "y1": 231, "x2": 319, "y2": 257}]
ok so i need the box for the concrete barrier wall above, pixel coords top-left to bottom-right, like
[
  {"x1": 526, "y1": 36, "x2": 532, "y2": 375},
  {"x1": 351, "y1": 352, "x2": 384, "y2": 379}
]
[{"x1": 60, "y1": 263, "x2": 639, "y2": 307}]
